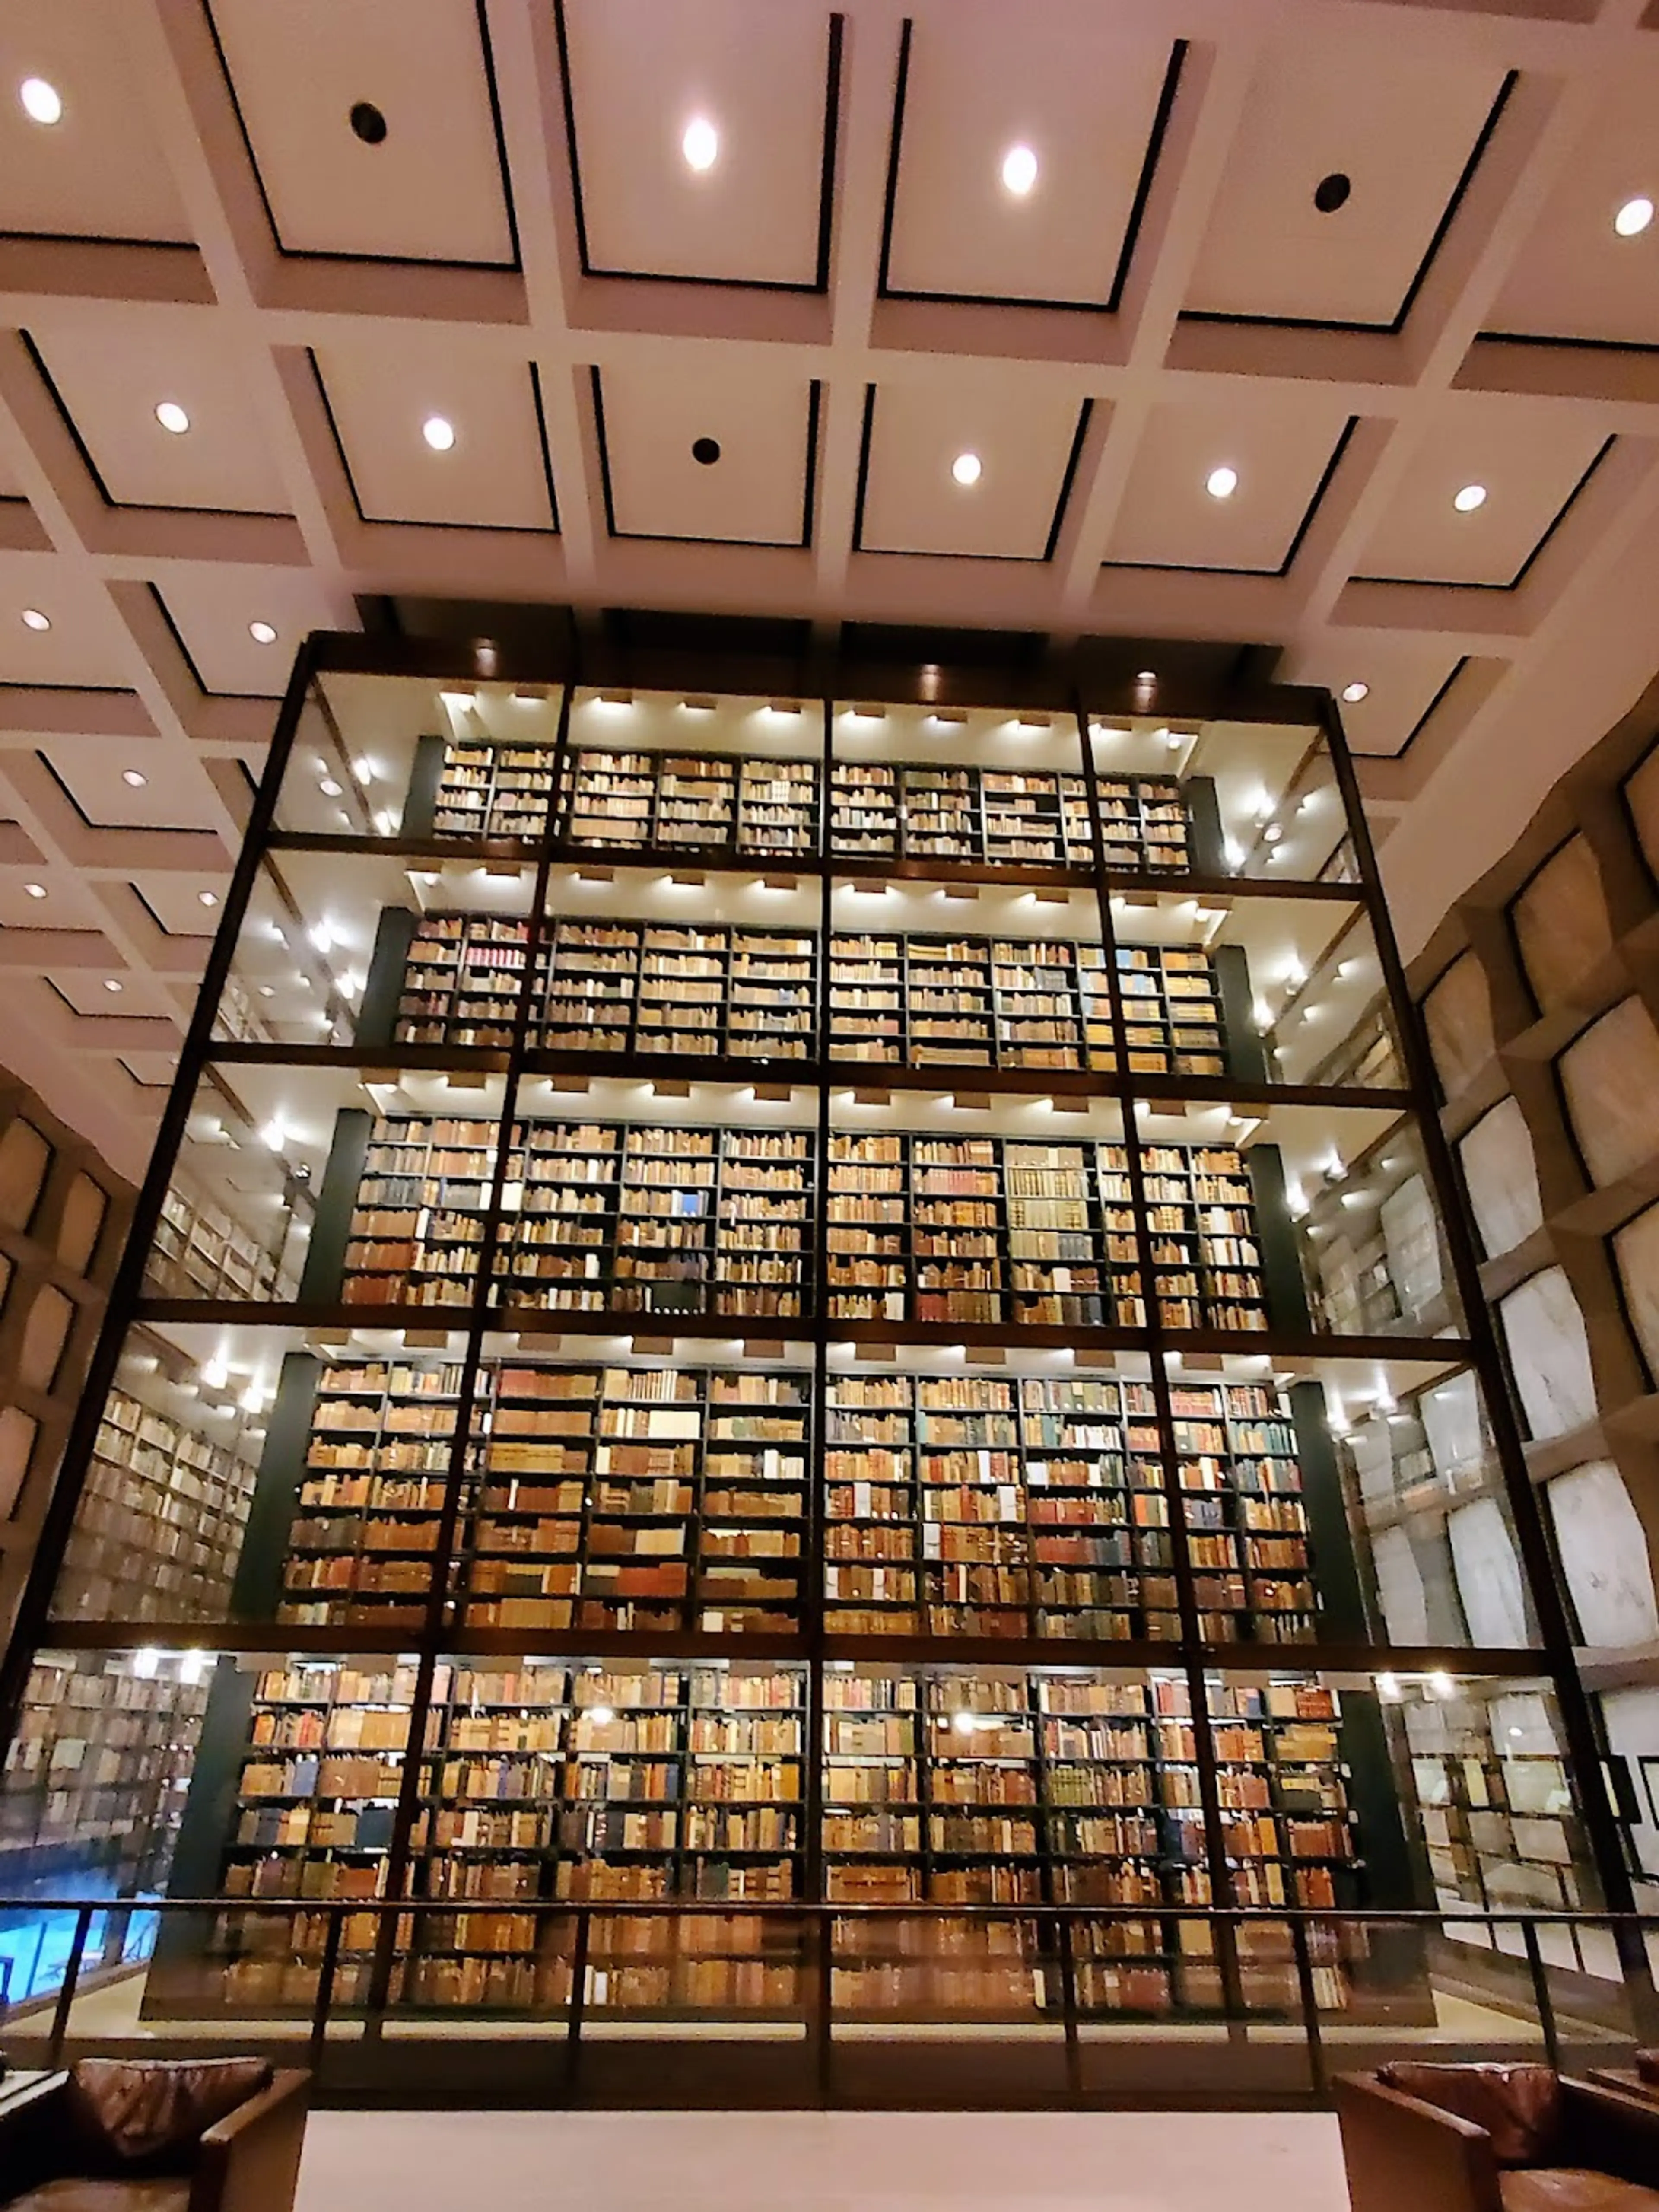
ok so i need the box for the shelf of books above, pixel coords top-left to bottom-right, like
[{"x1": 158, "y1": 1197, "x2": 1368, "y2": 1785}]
[{"x1": 3, "y1": 655, "x2": 1604, "y2": 2078}]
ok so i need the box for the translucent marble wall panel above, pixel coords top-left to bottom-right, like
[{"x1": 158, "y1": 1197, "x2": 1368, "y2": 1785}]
[
  {"x1": 1424, "y1": 952, "x2": 1496, "y2": 1101},
  {"x1": 1547, "y1": 1461, "x2": 1659, "y2": 1648},
  {"x1": 1499, "y1": 1268, "x2": 1597, "y2": 1440},
  {"x1": 1560, "y1": 997, "x2": 1659, "y2": 1189},
  {"x1": 1513, "y1": 837, "x2": 1612, "y2": 1010},
  {"x1": 1614, "y1": 1205, "x2": 1659, "y2": 1379},
  {"x1": 1448, "y1": 1496, "x2": 1529, "y2": 1647},
  {"x1": 1459, "y1": 1098, "x2": 1544, "y2": 1259}
]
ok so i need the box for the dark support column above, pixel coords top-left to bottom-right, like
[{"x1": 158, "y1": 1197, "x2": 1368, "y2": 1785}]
[
  {"x1": 297, "y1": 1109, "x2": 371, "y2": 1303},
  {"x1": 229, "y1": 1353, "x2": 321, "y2": 1618},
  {"x1": 1187, "y1": 776, "x2": 1226, "y2": 877},
  {"x1": 1213, "y1": 945, "x2": 1268, "y2": 1083},
  {"x1": 356, "y1": 909, "x2": 420, "y2": 1050},
  {"x1": 1340, "y1": 1688, "x2": 1429, "y2": 2009},
  {"x1": 144, "y1": 1659, "x2": 256, "y2": 2013},
  {"x1": 1289, "y1": 1381, "x2": 1367, "y2": 1641},
  {"x1": 401, "y1": 735, "x2": 445, "y2": 837},
  {"x1": 1247, "y1": 1145, "x2": 1313, "y2": 1331}
]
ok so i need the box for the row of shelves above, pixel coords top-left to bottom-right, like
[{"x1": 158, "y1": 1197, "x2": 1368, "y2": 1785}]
[
  {"x1": 392, "y1": 917, "x2": 1228, "y2": 1079},
  {"x1": 424, "y1": 744, "x2": 1194, "y2": 872},
  {"x1": 339, "y1": 1121, "x2": 1271, "y2": 1332}
]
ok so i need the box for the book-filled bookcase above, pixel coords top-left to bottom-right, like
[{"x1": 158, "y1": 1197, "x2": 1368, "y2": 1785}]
[{"x1": 0, "y1": 629, "x2": 1634, "y2": 2097}]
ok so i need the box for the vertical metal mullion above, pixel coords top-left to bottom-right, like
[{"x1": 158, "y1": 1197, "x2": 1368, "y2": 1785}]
[
  {"x1": 366, "y1": 684, "x2": 574, "y2": 2012},
  {"x1": 1073, "y1": 696, "x2": 1243, "y2": 2021},
  {"x1": 0, "y1": 640, "x2": 320, "y2": 1740},
  {"x1": 802, "y1": 695, "x2": 835, "y2": 2079},
  {"x1": 1321, "y1": 700, "x2": 1646, "y2": 1952}
]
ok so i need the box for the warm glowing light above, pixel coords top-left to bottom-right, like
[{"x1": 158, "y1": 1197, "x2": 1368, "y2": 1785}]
[
  {"x1": 1205, "y1": 464, "x2": 1238, "y2": 500},
  {"x1": 951, "y1": 452, "x2": 982, "y2": 487},
  {"x1": 422, "y1": 415, "x2": 456, "y2": 452},
  {"x1": 1615, "y1": 196, "x2": 1654, "y2": 239},
  {"x1": 682, "y1": 117, "x2": 718, "y2": 172},
  {"x1": 1001, "y1": 144, "x2": 1038, "y2": 196},
  {"x1": 19, "y1": 79, "x2": 61, "y2": 126},
  {"x1": 155, "y1": 401, "x2": 189, "y2": 435},
  {"x1": 1453, "y1": 483, "x2": 1487, "y2": 513}
]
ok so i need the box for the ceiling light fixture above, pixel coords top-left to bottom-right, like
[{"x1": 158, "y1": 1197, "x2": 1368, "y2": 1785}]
[
  {"x1": 248, "y1": 621, "x2": 277, "y2": 645},
  {"x1": 1341, "y1": 681, "x2": 1369, "y2": 704},
  {"x1": 1205, "y1": 465, "x2": 1238, "y2": 500},
  {"x1": 121, "y1": 769, "x2": 147, "y2": 788},
  {"x1": 1001, "y1": 144, "x2": 1037, "y2": 196},
  {"x1": 21, "y1": 609, "x2": 49, "y2": 632},
  {"x1": 102, "y1": 978, "x2": 123, "y2": 994},
  {"x1": 1453, "y1": 483, "x2": 1487, "y2": 513},
  {"x1": 1615, "y1": 196, "x2": 1654, "y2": 239},
  {"x1": 951, "y1": 452, "x2": 982, "y2": 486},
  {"x1": 19, "y1": 78, "x2": 61, "y2": 126},
  {"x1": 198, "y1": 891, "x2": 218, "y2": 908},
  {"x1": 319, "y1": 777, "x2": 342, "y2": 797},
  {"x1": 23, "y1": 884, "x2": 44, "y2": 900},
  {"x1": 682, "y1": 117, "x2": 718, "y2": 172},
  {"x1": 422, "y1": 415, "x2": 456, "y2": 452},
  {"x1": 155, "y1": 401, "x2": 190, "y2": 435}
]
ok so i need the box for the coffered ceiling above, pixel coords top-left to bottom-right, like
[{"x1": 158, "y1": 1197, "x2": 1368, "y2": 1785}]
[{"x1": 2, "y1": 0, "x2": 1659, "y2": 1178}]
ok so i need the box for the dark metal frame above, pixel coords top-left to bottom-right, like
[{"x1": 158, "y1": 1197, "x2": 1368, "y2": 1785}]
[{"x1": 0, "y1": 618, "x2": 1643, "y2": 2094}]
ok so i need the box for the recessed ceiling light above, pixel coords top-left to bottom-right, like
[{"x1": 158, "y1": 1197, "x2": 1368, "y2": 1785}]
[
  {"x1": 257, "y1": 985, "x2": 275, "y2": 999},
  {"x1": 102, "y1": 978, "x2": 123, "y2": 994},
  {"x1": 682, "y1": 117, "x2": 718, "y2": 172},
  {"x1": 1615, "y1": 196, "x2": 1654, "y2": 239},
  {"x1": 349, "y1": 100, "x2": 388, "y2": 146},
  {"x1": 23, "y1": 884, "x2": 45, "y2": 900},
  {"x1": 1135, "y1": 669, "x2": 1156, "y2": 684},
  {"x1": 1453, "y1": 483, "x2": 1487, "y2": 512},
  {"x1": 1205, "y1": 465, "x2": 1239, "y2": 500},
  {"x1": 1341, "y1": 681, "x2": 1369, "y2": 704},
  {"x1": 121, "y1": 769, "x2": 147, "y2": 788},
  {"x1": 951, "y1": 452, "x2": 982, "y2": 487},
  {"x1": 19, "y1": 79, "x2": 61, "y2": 127},
  {"x1": 1001, "y1": 144, "x2": 1037, "y2": 197},
  {"x1": 198, "y1": 891, "x2": 218, "y2": 908},
  {"x1": 319, "y1": 777, "x2": 343, "y2": 797},
  {"x1": 422, "y1": 415, "x2": 456, "y2": 452},
  {"x1": 155, "y1": 401, "x2": 189, "y2": 435},
  {"x1": 21, "y1": 609, "x2": 49, "y2": 632},
  {"x1": 248, "y1": 621, "x2": 277, "y2": 645}
]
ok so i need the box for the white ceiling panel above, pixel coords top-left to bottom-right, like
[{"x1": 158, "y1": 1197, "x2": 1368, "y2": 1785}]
[
  {"x1": 1103, "y1": 391, "x2": 1355, "y2": 574},
  {"x1": 0, "y1": 0, "x2": 192, "y2": 245},
  {"x1": 44, "y1": 746, "x2": 221, "y2": 834},
  {"x1": 49, "y1": 968, "x2": 173, "y2": 1020},
  {"x1": 1485, "y1": 70, "x2": 1659, "y2": 347},
  {"x1": 0, "y1": 559, "x2": 134, "y2": 687},
  {"x1": 858, "y1": 380, "x2": 1087, "y2": 560},
  {"x1": 312, "y1": 343, "x2": 554, "y2": 531},
  {"x1": 1354, "y1": 406, "x2": 1612, "y2": 587},
  {"x1": 882, "y1": 15, "x2": 1174, "y2": 309},
  {"x1": 560, "y1": 0, "x2": 834, "y2": 288},
  {"x1": 0, "y1": 875, "x2": 105, "y2": 932},
  {"x1": 1185, "y1": 34, "x2": 1509, "y2": 328},
  {"x1": 594, "y1": 362, "x2": 817, "y2": 546},
  {"x1": 29, "y1": 315, "x2": 291, "y2": 516},
  {"x1": 153, "y1": 570, "x2": 348, "y2": 698},
  {"x1": 131, "y1": 874, "x2": 227, "y2": 938},
  {"x1": 1280, "y1": 636, "x2": 1468, "y2": 759},
  {"x1": 206, "y1": 0, "x2": 515, "y2": 266}
]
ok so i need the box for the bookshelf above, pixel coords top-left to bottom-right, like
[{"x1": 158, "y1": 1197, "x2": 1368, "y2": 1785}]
[
  {"x1": 827, "y1": 763, "x2": 1102, "y2": 869},
  {"x1": 535, "y1": 922, "x2": 817, "y2": 1062},
  {"x1": 150, "y1": 1184, "x2": 293, "y2": 1304},
  {"x1": 431, "y1": 738, "x2": 558, "y2": 843},
  {"x1": 57, "y1": 1388, "x2": 259, "y2": 1625},
  {"x1": 557, "y1": 750, "x2": 818, "y2": 858},
  {"x1": 9, "y1": 640, "x2": 1594, "y2": 2074}
]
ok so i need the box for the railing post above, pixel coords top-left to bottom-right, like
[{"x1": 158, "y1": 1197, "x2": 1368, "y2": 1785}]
[
  {"x1": 47, "y1": 1905, "x2": 94, "y2": 2066},
  {"x1": 566, "y1": 1908, "x2": 590, "y2": 2095},
  {"x1": 1521, "y1": 1919, "x2": 1562, "y2": 2073},
  {"x1": 308, "y1": 1906, "x2": 345, "y2": 2075},
  {"x1": 1290, "y1": 1916, "x2": 1328, "y2": 2100},
  {"x1": 1055, "y1": 1910, "x2": 1083, "y2": 2101}
]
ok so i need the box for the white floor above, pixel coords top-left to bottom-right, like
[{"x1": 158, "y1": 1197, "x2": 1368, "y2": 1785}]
[{"x1": 292, "y1": 2109, "x2": 1350, "y2": 2212}]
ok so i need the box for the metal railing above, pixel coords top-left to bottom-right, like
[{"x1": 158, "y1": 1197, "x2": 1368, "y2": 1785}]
[{"x1": 2, "y1": 1896, "x2": 1656, "y2": 2106}]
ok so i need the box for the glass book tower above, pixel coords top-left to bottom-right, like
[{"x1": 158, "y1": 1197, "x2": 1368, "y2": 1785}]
[{"x1": 0, "y1": 630, "x2": 1636, "y2": 2091}]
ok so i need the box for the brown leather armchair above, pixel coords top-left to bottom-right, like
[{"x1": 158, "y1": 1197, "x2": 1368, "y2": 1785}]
[
  {"x1": 0, "y1": 2060, "x2": 309, "y2": 2212},
  {"x1": 1336, "y1": 2064, "x2": 1659, "y2": 2212}
]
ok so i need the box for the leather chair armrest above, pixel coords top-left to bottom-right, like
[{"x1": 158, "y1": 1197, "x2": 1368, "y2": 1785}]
[
  {"x1": 188, "y1": 2071, "x2": 310, "y2": 2212},
  {"x1": 1333, "y1": 2072, "x2": 1505, "y2": 2212},
  {"x1": 0, "y1": 2077, "x2": 74, "y2": 2201},
  {"x1": 1560, "y1": 2078, "x2": 1659, "y2": 2185}
]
